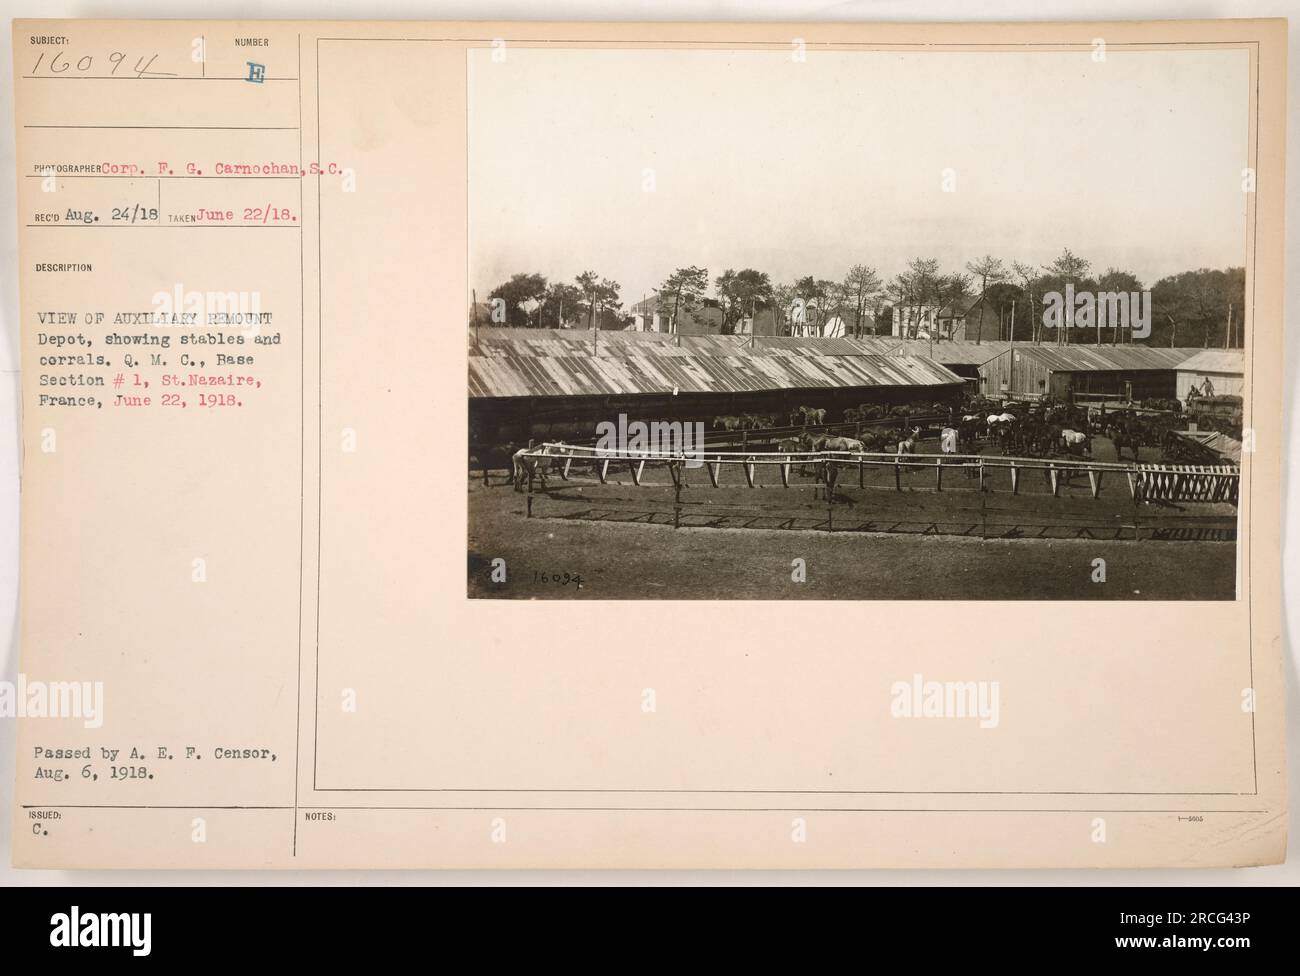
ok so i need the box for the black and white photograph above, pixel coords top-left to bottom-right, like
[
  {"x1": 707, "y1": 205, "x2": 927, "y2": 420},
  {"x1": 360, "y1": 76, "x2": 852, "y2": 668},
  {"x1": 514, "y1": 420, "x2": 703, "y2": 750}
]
[{"x1": 468, "y1": 44, "x2": 1250, "y2": 600}]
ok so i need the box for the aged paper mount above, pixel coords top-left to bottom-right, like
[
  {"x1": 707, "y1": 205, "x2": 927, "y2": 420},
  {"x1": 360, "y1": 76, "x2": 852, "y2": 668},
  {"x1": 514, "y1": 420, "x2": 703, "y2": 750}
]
[{"x1": 11, "y1": 18, "x2": 1287, "y2": 868}]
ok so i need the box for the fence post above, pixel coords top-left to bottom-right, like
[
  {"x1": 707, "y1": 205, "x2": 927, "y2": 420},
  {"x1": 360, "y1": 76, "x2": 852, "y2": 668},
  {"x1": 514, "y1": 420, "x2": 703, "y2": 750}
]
[
  {"x1": 526, "y1": 463, "x2": 534, "y2": 518},
  {"x1": 670, "y1": 460, "x2": 682, "y2": 529},
  {"x1": 981, "y1": 475, "x2": 987, "y2": 539},
  {"x1": 1132, "y1": 469, "x2": 1141, "y2": 541},
  {"x1": 826, "y1": 466, "x2": 834, "y2": 532}
]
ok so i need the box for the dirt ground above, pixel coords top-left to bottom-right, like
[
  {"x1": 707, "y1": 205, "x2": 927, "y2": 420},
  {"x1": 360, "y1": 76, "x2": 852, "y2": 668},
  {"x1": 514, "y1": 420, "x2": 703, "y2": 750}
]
[{"x1": 468, "y1": 458, "x2": 1238, "y2": 600}]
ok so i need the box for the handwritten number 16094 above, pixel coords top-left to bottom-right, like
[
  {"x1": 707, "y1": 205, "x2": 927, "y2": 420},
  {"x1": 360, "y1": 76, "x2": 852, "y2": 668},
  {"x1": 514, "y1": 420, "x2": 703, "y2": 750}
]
[{"x1": 31, "y1": 50, "x2": 169, "y2": 79}]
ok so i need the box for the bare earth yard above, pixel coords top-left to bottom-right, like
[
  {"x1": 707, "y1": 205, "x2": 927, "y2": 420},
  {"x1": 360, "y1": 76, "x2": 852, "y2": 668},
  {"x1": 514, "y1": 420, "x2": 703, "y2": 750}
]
[{"x1": 468, "y1": 470, "x2": 1238, "y2": 600}]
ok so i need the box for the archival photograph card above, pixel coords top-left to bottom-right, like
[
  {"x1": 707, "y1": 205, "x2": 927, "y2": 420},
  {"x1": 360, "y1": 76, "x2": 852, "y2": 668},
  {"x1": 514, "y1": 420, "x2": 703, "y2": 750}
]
[{"x1": 10, "y1": 17, "x2": 1287, "y2": 868}]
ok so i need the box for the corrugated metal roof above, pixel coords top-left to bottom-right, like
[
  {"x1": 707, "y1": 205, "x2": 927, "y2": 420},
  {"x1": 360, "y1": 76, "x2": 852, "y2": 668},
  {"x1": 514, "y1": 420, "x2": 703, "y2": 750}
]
[
  {"x1": 1175, "y1": 349, "x2": 1245, "y2": 375},
  {"x1": 885, "y1": 339, "x2": 1013, "y2": 365},
  {"x1": 469, "y1": 349, "x2": 963, "y2": 399},
  {"x1": 742, "y1": 335, "x2": 875, "y2": 356},
  {"x1": 995, "y1": 345, "x2": 1198, "y2": 372},
  {"x1": 1171, "y1": 430, "x2": 1242, "y2": 463},
  {"x1": 470, "y1": 328, "x2": 1213, "y2": 374}
]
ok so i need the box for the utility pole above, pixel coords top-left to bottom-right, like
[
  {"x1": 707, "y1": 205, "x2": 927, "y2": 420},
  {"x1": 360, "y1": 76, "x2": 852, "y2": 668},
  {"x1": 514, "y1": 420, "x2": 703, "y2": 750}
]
[
  {"x1": 472, "y1": 288, "x2": 480, "y2": 348},
  {"x1": 1009, "y1": 301, "x2": 1016, "y2": 395}
]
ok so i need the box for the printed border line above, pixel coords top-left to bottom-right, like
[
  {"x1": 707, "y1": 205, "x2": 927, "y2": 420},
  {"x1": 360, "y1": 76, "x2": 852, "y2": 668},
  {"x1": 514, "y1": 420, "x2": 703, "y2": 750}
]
[
  {"x1": 293, "y1": 31, "x2": 306, "y2": 857},
  {"x1": 308, "y1": 35, "x2": 1261, "y2": 804},
  {"x1": 21, "y1": 804, "x2": 1270, "y2": 814}
]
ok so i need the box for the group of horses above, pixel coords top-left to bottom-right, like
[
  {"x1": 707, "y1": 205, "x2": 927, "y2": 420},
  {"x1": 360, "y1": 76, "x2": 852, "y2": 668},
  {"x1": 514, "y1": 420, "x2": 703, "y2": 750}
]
[
  {"x1": 712, "y1": 402, "x2": 933, "y2": 436},
  {"x1": 952, "y1": 402, "x2": 1150, "y2": 462},
  {"x1": 497, "y1": 398, "x2": 1172, "y2": 496},
  {"x1": 775, "y1": 427, "x2": 922, "y2": 499},
  {"x1": 776, "y1": 426, "x2": 921, "y2": 460},
  {"x1": 712, "y1": 413, "x2": 779, "y2": 432}
]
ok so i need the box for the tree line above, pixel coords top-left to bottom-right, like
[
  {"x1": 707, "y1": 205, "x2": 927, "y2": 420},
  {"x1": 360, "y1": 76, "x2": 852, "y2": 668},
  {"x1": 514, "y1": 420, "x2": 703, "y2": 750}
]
[{"x1": 478, "y1": 250, "x2": 1246, "y2": 349}]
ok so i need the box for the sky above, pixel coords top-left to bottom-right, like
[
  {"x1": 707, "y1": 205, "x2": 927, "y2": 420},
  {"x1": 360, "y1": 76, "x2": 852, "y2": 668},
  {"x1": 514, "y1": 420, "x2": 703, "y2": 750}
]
[{"x1": 468, "y1": 46, "x2": 1250, "y2": 306}]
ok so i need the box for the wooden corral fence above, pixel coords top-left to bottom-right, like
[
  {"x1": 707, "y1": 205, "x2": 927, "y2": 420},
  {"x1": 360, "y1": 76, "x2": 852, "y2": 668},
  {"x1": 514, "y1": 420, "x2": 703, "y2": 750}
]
[
  {"x1": 513, "y1": 443, "x2": 1239, "y2": 539},
  {"x1": 1132, "y1": 463, "x2": 1239, "y2": 504}
]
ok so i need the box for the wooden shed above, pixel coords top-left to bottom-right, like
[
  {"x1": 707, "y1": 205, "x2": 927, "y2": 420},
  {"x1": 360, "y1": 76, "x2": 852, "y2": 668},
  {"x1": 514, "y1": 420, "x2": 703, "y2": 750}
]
[{"x1": 977, "y1": 345, "x2": 1198, "y2": 401}]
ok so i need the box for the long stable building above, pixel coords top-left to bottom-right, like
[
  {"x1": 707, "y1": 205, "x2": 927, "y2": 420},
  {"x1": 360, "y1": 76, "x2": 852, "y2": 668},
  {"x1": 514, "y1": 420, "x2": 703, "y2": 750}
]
[{"x1": 469, "y1": 327, "x2": 966, "y2": 446}]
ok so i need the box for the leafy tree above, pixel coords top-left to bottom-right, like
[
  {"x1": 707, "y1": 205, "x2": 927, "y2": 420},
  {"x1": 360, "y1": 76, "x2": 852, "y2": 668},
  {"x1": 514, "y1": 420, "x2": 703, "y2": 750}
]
[
  {"x1": 658, "y1": 266, "x2": 709, "y2": 334},
  {"x1": 538, "y1": 282, "x2": 583, "y2": 329},
  {"x1": 1095, "y1": 268, "x2": 1143, "y2": 344},
  {"x1": 1011, "y1": 261, "x2": 1043, "y2": 343},
  {"x1": 770, "y1": 282, "x2": 796, "y2": 335},
  {"x1": 843, "y1": 264, "x2": 882, "y2": 337},
  {"x1": 965, "y1": 256, "x2": 1006, "y2": 344},
  {"x1": 888, "y1": 258, "x2": 943, "y2": 339},
  {"x1": 716, "y1": 269, "x2": 777, "y2": 335},
  {"x1": 1040, "y1": 249, "x2": 1092, "y2": 345},
  {"x1": 933, "y1": 273, "x2": 972, "y2": 340},
  {"x1": 488, "y1": 272, "x2": 548, "y2": 328},
  {"x1": 575, "y1": 270, "x2": 601, "y2": 329},
  {"x1": 733, "y1": 269, "x2": 774, "y2": 331},
  {"x1": 1150, "y1": 268, "x2": 1242, "y2": 348},
  {"x1": 573, "y1": 271, "x2": 622, "y2": 330},
  {"x1": 790, "y1": 276, "x2": 831, "y2": 334},
  {"x1": 715, "y1": 270, "x2": 739, "y2": 333},
  {"x1": 984, "y1": 281, "x2": 1025, "y2": 341}
]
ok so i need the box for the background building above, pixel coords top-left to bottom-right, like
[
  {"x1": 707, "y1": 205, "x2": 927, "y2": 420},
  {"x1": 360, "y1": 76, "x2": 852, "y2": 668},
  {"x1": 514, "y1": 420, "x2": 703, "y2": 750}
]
[
  {"x1": 1175, "y1": 349, "x2": 1245, "y2": 403},
  {"x1": 977, "y1": 345, "x2": 1200, "y2": 400}
]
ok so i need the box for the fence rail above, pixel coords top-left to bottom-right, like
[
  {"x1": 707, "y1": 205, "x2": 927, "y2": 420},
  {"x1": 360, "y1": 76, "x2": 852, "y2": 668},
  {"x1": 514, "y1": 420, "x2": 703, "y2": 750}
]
[{"x1": 513, "y1": 442, "x2": 1239, "y2": 532}]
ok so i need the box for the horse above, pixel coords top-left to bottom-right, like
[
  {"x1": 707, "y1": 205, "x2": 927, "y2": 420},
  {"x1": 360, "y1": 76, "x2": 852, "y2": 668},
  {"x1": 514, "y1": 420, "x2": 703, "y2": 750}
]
[
  {"x1": 1106, "y1": 424, "x2": 1142, "y2": 462},
  {"x1": 512, "y1": 441, "x2": 568, "y2": 492},
  {"x1": 821, "y1": 435, "x2": 865, "y2": 453},
  {"x1": 896, "y1": 427, "x2": 921, "y2": 456},
  {"x1": 808, "y1": 436, "x2": 862, "y2": 500},
  {"x1": 791, "y1": 432, "x2": 822, "y2": 476},
  {"x1": 1060, "y1": 428, "x2": 1090, "y2": 458},
  {"x1": 986, "y1": 413, "x2": 1016, "y2": 454},
  {"x1": 797, "y1": 405, "x2": 827, "y2": 427},
  {"x1": 814, "y1": 458, "x2": 841, "y2": 501},
  {"x1": 775, "y1": 437, "x2": 805, "y2": 482},
  {"x1": 713, "y1": 415, "x2": 742, "y2": 432}
]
